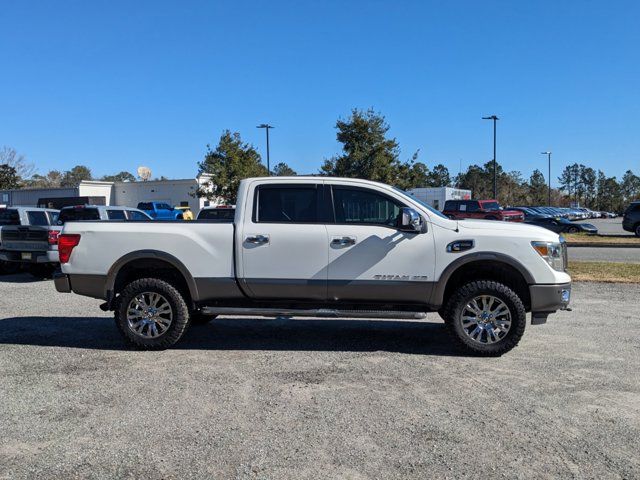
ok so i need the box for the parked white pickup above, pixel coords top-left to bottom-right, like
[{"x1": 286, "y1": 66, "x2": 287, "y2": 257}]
[{"x1": 55, "y1": 177, "x2": 571, "y2": 355}]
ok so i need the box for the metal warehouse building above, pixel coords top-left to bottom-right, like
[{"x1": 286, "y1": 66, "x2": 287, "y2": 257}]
[
  {"x1": 0, "y1": 174, "x2": 214, "y2": 214},
  {"x1": 407, "y1": 186, "x2": 472, "y2": 211}
]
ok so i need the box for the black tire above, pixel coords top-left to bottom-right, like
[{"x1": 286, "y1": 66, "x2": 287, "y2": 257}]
[
  {"x1": 28, "y1": 264, "x2": 56, "y2": 279},
  {"x1": 115, "y1": 278, "x2": 190, "y2": 350},
  {"x1": 485, "y1": 215, "x2": 498, "y2": 221},
  {"x1": 443, "y1": 280, "x2": 526, "y2": 356},
  {"x1": 190, "y1": 310, "x2": 217, "y2": 325},
  {"x1": 0, "y1": 261, "x2": 21, "y2": 275},
  {"x1": 567, "y1": 226, "x2": 579, "y2": 234},
  {"x1": 635, "y1": 224, "x2": 640, "y2": 238}
]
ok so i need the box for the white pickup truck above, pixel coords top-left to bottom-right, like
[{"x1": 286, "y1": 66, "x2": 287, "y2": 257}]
[{"x1": 55, "y1": 177, "x2": 571, "y2": 355}]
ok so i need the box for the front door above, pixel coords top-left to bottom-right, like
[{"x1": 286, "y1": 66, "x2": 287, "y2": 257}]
[
  {"x1": 325, "y1": 185, "x2": 435, "y2": 304},
  {"x1": 239, "y1": 183, "x2": 328, "y2": 300}
]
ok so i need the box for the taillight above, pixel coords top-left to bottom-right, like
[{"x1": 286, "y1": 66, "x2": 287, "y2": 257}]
[
  {"x1": 48, "y1": 230, "x2": 60, "y2": 245},
  {"x1": 58, "y1": 234, "x2": 81, "y2": 263}
]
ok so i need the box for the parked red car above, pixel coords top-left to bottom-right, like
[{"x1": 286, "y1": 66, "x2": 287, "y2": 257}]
[{"x1": 442, "y1": 199, "x2": 524, "y2": 222}]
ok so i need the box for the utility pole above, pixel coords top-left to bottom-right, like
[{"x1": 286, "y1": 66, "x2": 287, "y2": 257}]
[
  {"x1": 482, "y1": 115, "x2": 499, "y2": 199},
  {"x1": 256, "y1": 124, "x2": 274, "y2": 175},
  {"x1": 541, "y1": 151, "x2": 552, "y2": 206}
]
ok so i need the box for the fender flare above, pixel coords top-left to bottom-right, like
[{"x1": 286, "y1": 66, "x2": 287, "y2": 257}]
[
  {"x1": 430, "y1": 252, "x2": 535, "y2": 307},
  {"x1": 105, "y1": 250, "x2": 199, "y2": 302}
]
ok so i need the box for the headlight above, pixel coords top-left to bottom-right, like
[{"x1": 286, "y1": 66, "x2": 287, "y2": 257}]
[{"x1": 531, "y1": 240, "x2": 566, "y2": 272}]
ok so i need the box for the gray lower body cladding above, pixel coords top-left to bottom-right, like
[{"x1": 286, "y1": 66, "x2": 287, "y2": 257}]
[{"x1": 529, "y1": 282, "x2": 571, "y2": 313}]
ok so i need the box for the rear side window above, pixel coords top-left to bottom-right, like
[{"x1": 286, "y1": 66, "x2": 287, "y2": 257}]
[
  {"x1": 137, "y1": 202, "x2": 152, "y2": 210},
  {"x1": 58, "y1": 208, "x2": 100, "y2": 224},
  {"x1": 444, "y1": 201, "x2": 458, "y2": 211},
  {"x1": 255, "y1": 185, "x2": 318, "y2": 223},
  {"x1": 156, "y1": 203, "x2": 172, "y2": 210},
  {"x1": 332, "y1": 187, "x2": 401, "y2": 227},
  {"x1": 27, "y1": 211, "x2": 49, "y2": 226},
  {"x1": 0, "y1": 209, "x2": 20, "y2": 225},
  {"x1": 198, "y1": 208, "x2": 235, "y2": 220},
  {"x1": 463, "y1": 201, "x2": 479, "y2": 212},
  {"x1": 127, "y1": 210, "x2": 150, "y2": 221},
  {"x1": 107, "y1": 210, "x2": 126, "y2": 220}
]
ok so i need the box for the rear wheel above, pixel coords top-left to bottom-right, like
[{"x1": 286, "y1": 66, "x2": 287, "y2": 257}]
[
  {"x1": 115, "y1": 278, "x2": 190, "y2": 349},
  {"x1": 28, "y1": 264, "x2": 56, "y2": 279},
  {"x1": 635, "y1": 224, "x2": 640, "y2": 237},
  {"x1": 0, "y1": 261, "x2": 20, "y2": 275},
  {"x1": 443, "y1": 280, "x2": 526, "y2": 356}
]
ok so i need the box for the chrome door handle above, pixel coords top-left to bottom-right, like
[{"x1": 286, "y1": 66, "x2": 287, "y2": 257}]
[
  {"x1": 331, "y1": 236, "x2": 356, "y2": 246},
  {"x1": 245, "y1": 234, "x2": 269, "y2": 244}
]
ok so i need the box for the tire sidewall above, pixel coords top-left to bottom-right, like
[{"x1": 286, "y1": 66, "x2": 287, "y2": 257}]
[
  {"x1": 446, "y1": 281, "x2": 526, "y2": 356},
  {"x1": 115, "y1": 278, "x2": 190, "y2": 349}
]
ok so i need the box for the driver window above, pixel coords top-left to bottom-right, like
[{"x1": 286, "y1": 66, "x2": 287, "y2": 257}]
[{"x1": 333, "y1": 187, "x2": 401, "y2": 226}]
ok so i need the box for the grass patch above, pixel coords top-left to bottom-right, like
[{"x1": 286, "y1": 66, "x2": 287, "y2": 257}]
[
  {"x1": 568, "y1": 261, "x2": 640, "y2": 283},
  {"x1": 563, "y1": 233, "x2": 640, "y2": 245}
]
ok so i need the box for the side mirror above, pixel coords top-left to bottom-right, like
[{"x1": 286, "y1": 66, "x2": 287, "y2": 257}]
[{"x1": 400, "y1": 207, "x2": 423, "y2": 232}]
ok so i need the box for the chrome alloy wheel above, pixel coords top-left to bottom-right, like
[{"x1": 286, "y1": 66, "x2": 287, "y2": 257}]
[
  {"x1": 126, "y1": 292, "x2": 173, "y2": 339},
  {"x1": 460, "y1": 295, "x2": 512, "y2": 344}
]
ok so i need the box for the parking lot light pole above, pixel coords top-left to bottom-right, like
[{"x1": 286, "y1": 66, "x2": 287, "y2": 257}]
[
  {"x1": 257, "y1": 124, "x2": 274, "y2": 175},
  {"x1": 482, "y1": 115, "x2": 499, "y2": 199},
  {"x1": 541, "y1": 151, "x2": 552, "y2": 206}
]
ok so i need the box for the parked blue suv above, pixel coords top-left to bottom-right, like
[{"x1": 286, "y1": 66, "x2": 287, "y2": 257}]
[{"x1": 137, "y1": 202, "x2": 184, "y2": 220}]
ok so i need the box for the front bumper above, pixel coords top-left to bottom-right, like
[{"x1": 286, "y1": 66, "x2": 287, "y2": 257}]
[{"x1": 529, "y1": 282, "x2": 571, "y2": 324}]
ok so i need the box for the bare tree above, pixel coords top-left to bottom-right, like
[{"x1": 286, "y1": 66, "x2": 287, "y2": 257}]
[{"x1": 0, "y1": 146, "x2": 36, "y2": 180}]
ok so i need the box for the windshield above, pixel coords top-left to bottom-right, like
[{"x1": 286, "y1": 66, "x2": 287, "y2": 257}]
[
  {"x1": 392, "y1": 188, "x2": 449, "y2": 219},
  {"x1": 0, "y1": 208, "x2": 20, "y2": 225},
  {"x1": 482, "y1": 201, "x2": 500, "y2": 211}
]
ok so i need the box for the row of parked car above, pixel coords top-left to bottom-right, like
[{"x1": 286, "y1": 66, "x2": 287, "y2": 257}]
[
  {"x1": 0, "y1": 204, "x2": 236, "y2": 277},
  {"x1": 441, "y1": 200, "x2": 601, "y2": 234}
]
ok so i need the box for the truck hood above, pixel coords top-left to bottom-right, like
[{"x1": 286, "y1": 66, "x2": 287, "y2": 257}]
[{"x1": 458, "y1": 219, "x2": 560, "y2": 241}]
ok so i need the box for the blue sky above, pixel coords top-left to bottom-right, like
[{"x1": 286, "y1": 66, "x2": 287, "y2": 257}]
[{"x1": 1, "y1": 0, "x2": 639, "y2": 184}]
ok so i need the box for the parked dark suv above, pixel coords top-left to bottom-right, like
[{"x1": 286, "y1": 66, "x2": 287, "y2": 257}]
[
  {"x1": 443, "y1": 200, "x2": 524, "y2": 222},
  {"x1": 622, "y1": 201, "x2": 640, "y2": 237}
]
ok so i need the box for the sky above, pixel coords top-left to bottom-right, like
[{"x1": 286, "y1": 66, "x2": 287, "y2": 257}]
[{"x1": 1, "y1": 0, "x2": 639, "y2": 185}]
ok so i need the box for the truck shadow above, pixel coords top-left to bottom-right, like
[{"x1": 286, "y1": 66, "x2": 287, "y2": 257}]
[{"x1": 0, "y1": 316, "x2": 466, "y2": 356}]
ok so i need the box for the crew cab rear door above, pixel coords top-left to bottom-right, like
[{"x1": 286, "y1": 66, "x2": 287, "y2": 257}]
[
  {"x1": 238, "y1": 182, "x2": 328, "y2": 300},
  {"x1": 325, "y1": 183, "x2": 435, "y2": 304}
]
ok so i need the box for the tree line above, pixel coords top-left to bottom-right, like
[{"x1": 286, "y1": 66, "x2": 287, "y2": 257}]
[{"x1": 3, "y1": 109, "x2": 639, "y2": 211}]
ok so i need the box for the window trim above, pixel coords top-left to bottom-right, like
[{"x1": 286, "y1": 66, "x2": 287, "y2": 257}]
[
  {"x1": 252, "y1": 183, "x2": 324, "y2": 224},
  {"x1": 328, "y1": 184, "x2": 408, "y2": 230}
]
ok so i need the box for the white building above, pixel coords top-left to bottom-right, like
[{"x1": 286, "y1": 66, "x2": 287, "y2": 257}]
[
  {"x1": 0, "y1": 174, "x2": 214, "y2": 214},
  {"x1": 407, "y1": 186, "x2": 472, "y2": 211}
]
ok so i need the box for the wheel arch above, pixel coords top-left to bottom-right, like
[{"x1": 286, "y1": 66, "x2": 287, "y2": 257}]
[
  {"x1": 432, "y1": 253, "x2": 534, "y2": 311},
  {"x1": 106, "y1": 250, "x2": 198, "y2": 308}
]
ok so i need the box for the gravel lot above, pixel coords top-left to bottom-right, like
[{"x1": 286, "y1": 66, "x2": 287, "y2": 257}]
[{"x1": 1, "y1": 275, "x2": 639, "y2": 479}]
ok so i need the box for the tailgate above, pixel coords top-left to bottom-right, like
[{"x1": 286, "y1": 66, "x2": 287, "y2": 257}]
[{"x1": 1, "y1": 225, "x2": 49, "y2": 251}]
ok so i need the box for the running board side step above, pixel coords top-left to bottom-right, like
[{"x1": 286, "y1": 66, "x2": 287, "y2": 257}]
[{"x1": 200, "y1": 307, "x2": 427, "y2": 320}]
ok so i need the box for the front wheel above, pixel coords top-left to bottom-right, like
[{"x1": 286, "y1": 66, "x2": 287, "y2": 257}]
[
  {"x1": 115, "y1": 278, "x2": 191, "y2": 349},
  {"x1": 567, "y1": 226, "x2": 579, "y2": 234},
  {"x1": 443, "y1": 280, "x2": 526, "y2": 356},
  {"x1": 485, "y1": 215, "x2": 498, "y2": 221},
  {"x1": 635, "y1": 224, "x2": 640, "y2": 238}
]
